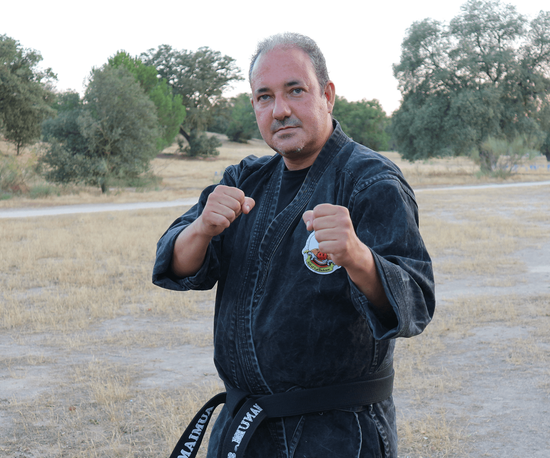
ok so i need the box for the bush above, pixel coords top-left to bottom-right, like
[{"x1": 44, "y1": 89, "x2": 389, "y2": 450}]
[
  {"x1": 333, "y1": 96, "x2": 389, "y2": 151},
  {"x1": 470, "y1": 136, "x2": 540, "y2": 176},
  {"x1": 178, "y1": 130, "x2": 220, "y2": 157},
  {"x1": 40, "y1": 67, "x2": 160, "y2": 193},
  {"x1": 225, "y1": 93, "x2": 260, "y2": 143},
  {"x1": 0, "y1": 155, "x2": 31, "y2": 193}
]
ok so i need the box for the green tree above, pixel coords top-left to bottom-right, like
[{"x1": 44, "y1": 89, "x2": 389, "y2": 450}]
[
  {"x1": 0, "y1": 35, "x2": 56, "y2": 154},
  {"x1": 41, "y1": 67, "x2": 159, "y2": 193},
  {"x1": 42, "y1": 91, "x2": 87, "y2": 155},
  {"x1": 206, "y1": 97, "x2": 232, "y2": 135},
  {"x1": 141, "y1": 45, "x2": 243, "y2": 156},
  {"x1": 539, "y1": 102, "x2": 550, "y2": 161},
  {"x1": 333, "y1": 96, "x2": 390, "y2": 151},
  {"x1": 225, "y1": 93, "x2": 260, "y2": 143},
  {"x1": 179, "y1": 129, "x2": 222, "y2": 157},
  {"x1": 107, "y1": 51, "x2": 185, "y2": 151},
  {"x1": 392, "y1": 0, "x2": 550, "y2": 166}
]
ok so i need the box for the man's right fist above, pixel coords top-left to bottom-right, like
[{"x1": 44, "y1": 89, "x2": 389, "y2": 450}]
[{"x1": 197, "y1": 185, "x2": 256, "y2": 237}]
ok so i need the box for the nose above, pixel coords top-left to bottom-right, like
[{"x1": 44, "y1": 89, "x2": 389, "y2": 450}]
[{"x1": 272, "y1": 94, "x2": 291, "y2": 121}]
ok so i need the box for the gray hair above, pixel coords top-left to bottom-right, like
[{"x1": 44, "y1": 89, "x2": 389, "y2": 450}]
[{"x1": 249, "y1": 33, "x2": 330, "y2": 92}]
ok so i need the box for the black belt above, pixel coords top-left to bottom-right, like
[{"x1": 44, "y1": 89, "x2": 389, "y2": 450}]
[{"x1": 169, "y1": 365, "x2": 394, "y2": 458}]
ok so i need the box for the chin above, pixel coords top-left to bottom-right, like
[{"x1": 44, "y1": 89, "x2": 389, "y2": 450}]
[
  {"x1": 276, "y1": 146, "x2": 304, "y2": 157},
  {"x1": 270, "y1": 138, "x2": 306, "y2": 157}
]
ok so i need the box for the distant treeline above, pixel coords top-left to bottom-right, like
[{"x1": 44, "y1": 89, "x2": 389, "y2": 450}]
[
  {"x1": 0, "y1": 36, "x2": 391, "y2": 193},
  {"x1": 1, "y1": 0, "x2": 549, "y2": 194}
]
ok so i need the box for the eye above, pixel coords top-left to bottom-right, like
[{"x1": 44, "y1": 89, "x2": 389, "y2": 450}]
[
  {"x1": 291, "y1": 88, "x2": 304, "y2": 95},
  {"x1": 258, "y1": 94, "x2": 271, "y2": 102}
]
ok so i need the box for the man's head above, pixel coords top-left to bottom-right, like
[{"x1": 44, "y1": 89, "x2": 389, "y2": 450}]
[
  {"x1": 249, "y1": 33, "x2": 330, "y2": 94},
  {"x1": 249, "y1": 33, "x2": 335, "y2": 170}
]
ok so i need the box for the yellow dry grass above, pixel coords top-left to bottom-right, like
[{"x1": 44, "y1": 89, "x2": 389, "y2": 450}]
[
  {"x1": 417, "y1": 186, "x2": 549, "y2": 280},
  {"x1": 1, "y1": 206, "x2": 222, "y2": 456}
]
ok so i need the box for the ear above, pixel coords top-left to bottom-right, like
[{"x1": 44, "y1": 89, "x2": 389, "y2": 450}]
[{"x1": 323, "y1": 81, "x2": 336, "y2": 114}]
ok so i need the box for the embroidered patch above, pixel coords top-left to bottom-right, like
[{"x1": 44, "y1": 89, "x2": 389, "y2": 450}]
[{"x1": 302, "y1": 231, "x2": 342, "y2": 275}]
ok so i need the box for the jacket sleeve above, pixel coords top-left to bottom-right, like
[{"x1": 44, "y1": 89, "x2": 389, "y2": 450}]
[
  {"x1": 152, "y1": 154, "x2": 270, "y2": 292},
  {"x1": 348, "y1": 176, "x2": 436, "y2": 340},
  {"x1": 151, "y1": 183, "x2": 222, "y2": 292}
]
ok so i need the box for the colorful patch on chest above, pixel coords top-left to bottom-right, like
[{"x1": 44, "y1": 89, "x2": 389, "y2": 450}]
[{"x1": 302, "y1": 231, "x2": 342, "y2": 275}]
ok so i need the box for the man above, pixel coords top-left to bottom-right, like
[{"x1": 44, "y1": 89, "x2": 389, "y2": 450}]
[{"x1": 153, "y1": 33, "x2": 435, "y2": 458}]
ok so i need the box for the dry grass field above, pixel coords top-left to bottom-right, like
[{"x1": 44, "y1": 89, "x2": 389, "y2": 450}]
[{"x1": 1, "y1": 136, "x2": 550, "y2": 457}]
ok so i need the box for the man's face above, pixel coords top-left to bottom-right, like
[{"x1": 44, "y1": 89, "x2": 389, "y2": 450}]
[{"x1": 250, "y1": 47, "x2": 335, "y2": 169}]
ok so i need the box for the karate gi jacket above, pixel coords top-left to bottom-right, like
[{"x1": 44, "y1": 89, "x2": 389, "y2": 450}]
[{"x1": 153, "y1": 121, "x2": 436, "y2": 458}]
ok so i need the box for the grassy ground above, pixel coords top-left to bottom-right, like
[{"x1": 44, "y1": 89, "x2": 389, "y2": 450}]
[
  {"x1": 395, "y1": 186, "x2": 550, "y2": 457},
  {"x1": 1, "y1": 136, "x2": 550, "y2": 457}
]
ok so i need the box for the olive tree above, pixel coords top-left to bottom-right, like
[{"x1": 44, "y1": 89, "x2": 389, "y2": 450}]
[
  {"x1": 141, "y1": 45, "x2": 243, "y2": 156},
  {"x1": 0, "y1": 34, "x2": 55, "y2": 154},
  {"x1": 41, "y1": 66, "x2": 159, "y2": 192},
  {"x1": 392, "y1": 0, "x2": 550, "y2": 169}
]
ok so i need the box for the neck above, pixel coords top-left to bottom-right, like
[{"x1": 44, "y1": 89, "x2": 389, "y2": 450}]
[{"x1": 283, "y1": 153, "x2": 320, "y2": 171}]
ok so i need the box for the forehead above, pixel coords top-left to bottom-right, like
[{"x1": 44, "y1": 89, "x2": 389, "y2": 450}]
[{"x1": 250, "y1": 47, "x2": 318, "y2": 91}]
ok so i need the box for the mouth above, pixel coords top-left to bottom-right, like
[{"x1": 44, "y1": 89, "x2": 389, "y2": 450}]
[
  {"x1": 272, "y1": 118, "x2": 302, "y2": 135},
  {"x1": 274, "y1": 125, "x2": 299, "y2": 135}
]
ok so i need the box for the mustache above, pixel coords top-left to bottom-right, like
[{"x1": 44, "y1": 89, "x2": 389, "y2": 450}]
[{"x1": 271, "y1": 117, "x2": 302, "y2": 133}]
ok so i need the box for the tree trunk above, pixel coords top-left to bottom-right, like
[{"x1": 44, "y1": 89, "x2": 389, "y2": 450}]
[
  {"x1": 100, "y1": 177, "x2": 109, "y2": 194},
  {"x1": 179, "y1": 126, "x2": 190, "y2": 143}
]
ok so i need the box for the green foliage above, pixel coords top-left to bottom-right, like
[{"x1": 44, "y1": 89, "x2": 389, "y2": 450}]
[
  {"x1": 225, "y1": 93, "x2": 260, "y2": 143},
  {"x1": 0, "y1": 34, "x2": 56, "y2": 154},
  {"x1": 206, "y1": 97, "x2": 232, "y2": 135},
  {"x1": 470, "y1": 135, "x2": 540, "y2": 176},
  {"x1": 42, "y1": 91, "x2": 88, "y2": 155},
  {"x1": 0, "y1": 155, "x2": 25, "y2": 192},
  {"x1": 179, "y1": 130, "x2": 221, "y2": 157},
  {"x1": 107, "y1": 51, "x2": 185, "y2": 151},
  {"x1": 141, "y1": 45, "x2": 242, "y2": 155},
  {"x1": 0, "y1": 153, "x2": 38, "y2": 193},
  {"x1": 40, "y1": 67, "x2": 159, "y2": 193},
  {"x1": 537, "y1": 101, "x2": 550, "y2": 161},
  {"x1": 333, "y1": 96, "x2": 390, "y2": 151},
  {"x1": 392, "y1": 0, "x2": 550, "y2": 166}
]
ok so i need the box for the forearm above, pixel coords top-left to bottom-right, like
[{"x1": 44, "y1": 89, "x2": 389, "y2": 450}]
[
  {"x1": 171, "y1": 218, "x2": 213, "y2": 278},
  {"x1": 345, "y1": 244, "x2": 397, "y2": 326}
]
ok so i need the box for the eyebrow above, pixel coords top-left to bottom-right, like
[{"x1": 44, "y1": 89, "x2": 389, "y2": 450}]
[{"x1": 254, "y1": 80, "x2": 303, "y2": 95}]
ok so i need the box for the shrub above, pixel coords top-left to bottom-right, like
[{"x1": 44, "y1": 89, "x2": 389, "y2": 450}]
[
  {"x1": 0, "y1": 155, "x2": 29, "y2": 193},
  {"x1": 178, "y1": 130, "x2": 220, "y2": 157},
  {"x1": 40, "y1": 67, "x2": 160, "y2": 193},
  {"x1": 470, "y1": 136, "x2": 540, "y2": 177}
]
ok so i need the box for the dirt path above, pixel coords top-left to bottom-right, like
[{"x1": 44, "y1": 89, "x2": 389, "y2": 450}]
[
  {"x1": 0, "y1": 198, "x2": 199, "y2": 219},
  {"x1": 1, "y1": 181, "x2": 549, "y2": 219}
]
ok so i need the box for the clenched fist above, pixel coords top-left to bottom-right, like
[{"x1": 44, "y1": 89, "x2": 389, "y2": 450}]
[
  {"x1": 302, "y1": 203, "x2": 390, "y2": 309},
  {"x1": 171, "y1": 185, "x2": 254, "y2": 277},
  {"x1": 197, "y1": 185, "x2": 256, "y2": 237},
  {"x1": 302, "y1": 204, "x2": 360, "y2": 269}
]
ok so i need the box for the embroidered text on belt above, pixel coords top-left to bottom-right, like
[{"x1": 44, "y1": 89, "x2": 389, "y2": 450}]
[{"x1": 169, "y1": 365, "x2": 394, "y2": 458}]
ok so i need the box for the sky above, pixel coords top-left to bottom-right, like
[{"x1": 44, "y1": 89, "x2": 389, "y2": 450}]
[{"x1": 2, "y1": 0, "x2": 548, "y2": 115}]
